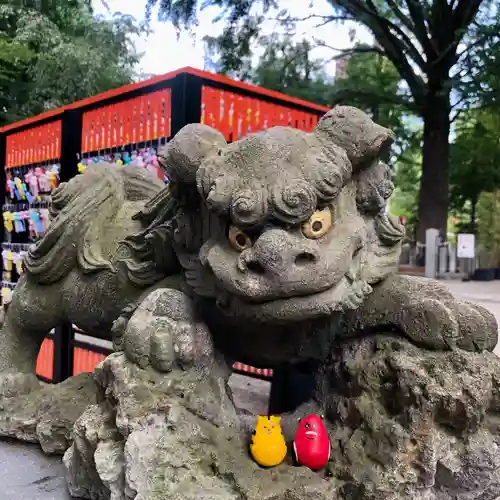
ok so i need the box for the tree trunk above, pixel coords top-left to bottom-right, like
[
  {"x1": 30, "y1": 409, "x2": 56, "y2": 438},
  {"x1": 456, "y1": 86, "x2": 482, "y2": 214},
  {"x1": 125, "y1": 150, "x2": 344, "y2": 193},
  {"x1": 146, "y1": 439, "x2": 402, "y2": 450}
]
[
  {"x1": 470, "y1": 196, "x2": 478, "y2": 234},
  {"x1": 416, "y1": 91, "x2": 451, "y2": 243}
]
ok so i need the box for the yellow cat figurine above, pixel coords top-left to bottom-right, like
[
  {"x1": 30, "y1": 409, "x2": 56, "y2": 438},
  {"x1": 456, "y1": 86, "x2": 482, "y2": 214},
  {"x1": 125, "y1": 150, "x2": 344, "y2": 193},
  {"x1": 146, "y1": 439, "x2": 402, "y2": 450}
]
[{"x1": 250, "y1": 415, "x2": 287, "y2": 467}]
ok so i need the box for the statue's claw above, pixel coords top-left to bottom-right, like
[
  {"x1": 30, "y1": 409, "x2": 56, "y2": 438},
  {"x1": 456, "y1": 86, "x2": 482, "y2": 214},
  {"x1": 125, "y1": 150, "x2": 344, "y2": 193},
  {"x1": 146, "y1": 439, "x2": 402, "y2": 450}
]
[
  {"x1": 110, "y1": 288, "x2": 237, "y2": 428},
  {"x1": 116, "y1": 288, "x2": 215, "y2": 375},
  {"x1": 440, "y1": 298, "x2": 498, "y2": 351},
  {"x1": 341, "y1": 274, "x2": 498, "y2": 352}
]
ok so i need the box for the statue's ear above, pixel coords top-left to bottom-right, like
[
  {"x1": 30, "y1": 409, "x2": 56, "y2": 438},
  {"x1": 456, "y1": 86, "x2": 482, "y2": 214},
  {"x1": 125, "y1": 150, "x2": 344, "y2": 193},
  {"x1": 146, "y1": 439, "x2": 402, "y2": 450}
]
[
  {"x1": 158, "y1": 123, "x2": 227, "y2": 184},
  {"x1": 314, "y1": 106, "x2": 394, "y2": 173},
  {"x1": 356, "y1": 160, "x2": 394, "y2": 215}
]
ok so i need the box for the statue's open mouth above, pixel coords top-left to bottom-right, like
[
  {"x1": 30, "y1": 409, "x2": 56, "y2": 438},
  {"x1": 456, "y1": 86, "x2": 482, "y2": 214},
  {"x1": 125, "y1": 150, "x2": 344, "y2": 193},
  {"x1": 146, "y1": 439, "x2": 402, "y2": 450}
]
[{"x1": 216, "y1": 271, "x2": 370, "y2": 323}]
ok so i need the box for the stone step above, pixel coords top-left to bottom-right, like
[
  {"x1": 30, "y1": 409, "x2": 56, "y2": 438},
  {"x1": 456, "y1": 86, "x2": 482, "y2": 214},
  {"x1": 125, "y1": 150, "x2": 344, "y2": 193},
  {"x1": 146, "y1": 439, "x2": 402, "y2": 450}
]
[{"x1": 399, "y1": 265, "x2": 425, "y2": 276}]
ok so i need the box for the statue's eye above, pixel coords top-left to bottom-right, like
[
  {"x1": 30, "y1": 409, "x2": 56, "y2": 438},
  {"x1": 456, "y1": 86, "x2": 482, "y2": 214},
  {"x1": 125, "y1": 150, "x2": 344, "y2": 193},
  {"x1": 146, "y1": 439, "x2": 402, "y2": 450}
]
[
  {"x1": 228, "y1": 225, "x2": 252, "y2": 252},
  {"x1": 305, "y1": 422, "x2": 310, "y2": 429},
  {"x1": 301, "y1": 208, "x2": 333, "y2": 239}
]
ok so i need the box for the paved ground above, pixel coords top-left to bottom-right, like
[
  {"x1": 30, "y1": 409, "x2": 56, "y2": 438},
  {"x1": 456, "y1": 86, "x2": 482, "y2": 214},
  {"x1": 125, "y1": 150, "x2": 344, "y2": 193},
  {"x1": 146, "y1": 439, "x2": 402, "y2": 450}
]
[
  {"x1": 0, "y1": 440, "x2": 74, "y2": 500},
  {"x1": 1, "y1": 279, "x2": 500, "y2": 499}
]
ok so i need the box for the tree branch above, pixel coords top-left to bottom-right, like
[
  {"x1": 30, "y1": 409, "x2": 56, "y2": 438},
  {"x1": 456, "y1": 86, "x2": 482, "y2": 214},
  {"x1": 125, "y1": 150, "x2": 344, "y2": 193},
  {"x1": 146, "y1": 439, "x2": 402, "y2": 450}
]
[
  {"x1": 450, "y1": 107, "x2": 466, "y2": 124},
  {"x1": 453, "y1": 0, "x2": 484, "y2": 33},
  {"x1": 332, "y1": 0, "x2": 426, "y2": 105},
  {"x1": 280, "y1": 13, "x2": 354, "y2": 27},
  {"x1": 446, "y1": 0, "x2": 484, "y2": 66},
  {"x1": 313, "y1": 41, "x2": 386, "y2": 59},
  {"x1": 454, "y1": 32, "x2": 495, "y2": 64},
  {"x1": 288, "y1": 5, "x2": 426, "y2": 75},
  {"x1": 450, "y1": 57, "x2": 485, "y2": 82},
  {"x1": 451, "y1": 92, "x2": 470, "y2": 110},
  {"x1": 331, "y1": 87, "x2": 417, "y2": 111},
  {"x1": 364, "y1": 0, "x2": 427, "y2": 69},
  {"x1": 384, "y1": 0, "x2": 415, "y2": 34},
  {"x1": 403, "y1": 0, "x2": 436, "y2": 59}
]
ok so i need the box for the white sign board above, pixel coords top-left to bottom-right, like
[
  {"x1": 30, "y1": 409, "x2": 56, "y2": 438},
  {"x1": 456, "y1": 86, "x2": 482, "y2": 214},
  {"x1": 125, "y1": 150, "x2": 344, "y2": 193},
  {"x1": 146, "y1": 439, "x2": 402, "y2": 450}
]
[{"x1": 457, "y1": 233, "x2": 475, "y2": 259}]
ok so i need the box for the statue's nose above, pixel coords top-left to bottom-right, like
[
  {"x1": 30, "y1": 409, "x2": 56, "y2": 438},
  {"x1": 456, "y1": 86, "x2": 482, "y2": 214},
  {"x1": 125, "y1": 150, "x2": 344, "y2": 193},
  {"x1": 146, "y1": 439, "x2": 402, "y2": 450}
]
[{"x1": 238, "y1": 229, "x2": 319, "y2": 275}]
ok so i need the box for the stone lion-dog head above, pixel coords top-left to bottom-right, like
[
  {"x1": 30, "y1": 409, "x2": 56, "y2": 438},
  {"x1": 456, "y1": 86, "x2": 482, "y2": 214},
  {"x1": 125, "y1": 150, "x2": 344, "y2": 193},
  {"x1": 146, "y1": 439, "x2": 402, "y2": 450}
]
[{"x1": 159, "y1": 106, "x2": 404, "y2": 323}]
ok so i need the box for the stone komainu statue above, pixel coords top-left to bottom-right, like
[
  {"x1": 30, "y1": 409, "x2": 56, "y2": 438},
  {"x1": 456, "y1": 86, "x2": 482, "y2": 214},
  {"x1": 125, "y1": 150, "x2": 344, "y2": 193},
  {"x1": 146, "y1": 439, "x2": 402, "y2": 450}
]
[
  {"x1": 1, "y1": 105, "x2": 498, "y2": 500},
  {"x1": 0, "y1": 106, "x2": 496, "y2": 393}
]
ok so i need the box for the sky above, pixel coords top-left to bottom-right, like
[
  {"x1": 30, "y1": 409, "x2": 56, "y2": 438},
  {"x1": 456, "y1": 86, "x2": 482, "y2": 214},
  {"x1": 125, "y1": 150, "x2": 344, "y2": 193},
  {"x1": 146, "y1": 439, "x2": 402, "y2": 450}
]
[{"x1": 92, "y1": 0, "x2": 373, "y2": 79}]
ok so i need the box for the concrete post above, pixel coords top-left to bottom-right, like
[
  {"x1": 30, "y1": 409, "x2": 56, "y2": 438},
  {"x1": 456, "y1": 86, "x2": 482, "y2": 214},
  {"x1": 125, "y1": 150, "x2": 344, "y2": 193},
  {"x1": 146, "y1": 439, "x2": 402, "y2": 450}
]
[
  {"x1": 425, "y1": 228, "x2": 439, "y2": 279},
  {"x1": 438, "y1": 245, "x2": 447, "y2": 276},
  {"x1": 449, "y1": 246, "x2": 457, "y2": 274}
]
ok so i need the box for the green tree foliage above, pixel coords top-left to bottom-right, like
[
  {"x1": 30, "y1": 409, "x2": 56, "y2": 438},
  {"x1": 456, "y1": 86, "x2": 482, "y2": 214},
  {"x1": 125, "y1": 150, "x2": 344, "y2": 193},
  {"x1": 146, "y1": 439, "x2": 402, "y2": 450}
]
[
  {"x1": 447, "y1": 7, "x2": 500, "y2": 236},
  {"x1": 332, "y1": 47, "x2": 410, "y2": 121},
  {"x1": 328, "y1": 47, "x2": 421, "y2": 237},
  {"x1": 205, "y1": 29, "x2": 334, "y2": 106},
  {"x1": 330, "y1": 47, "x2": 418, "y2": 161},
  {"x1": 449, "y1": 109, "x2": 500, "y2": 233},
  {"x1": 250, "y1": 36, "x2": 422, "y2": 238},
  {"x1": 476, "y1": 190, "x2": 500, "y2": 267},
  {"x1": 146, "y1": 0, "x2": 491, "y2": 243},
  {"x1": 0, "y1": 36, "x2": 33, "y2": 122},
  {"x1": 0, "y1": 0, "x2": 141, "y2": 124},
  {"x1": 453, "y1": 4, "x2": 500, "y2": 111},
  {"x1": 388, "y1": 139, "x2": 421, "y2": 239},
  {"x1": 250, "y1": 35, "x2": 333, "y2": 107}
]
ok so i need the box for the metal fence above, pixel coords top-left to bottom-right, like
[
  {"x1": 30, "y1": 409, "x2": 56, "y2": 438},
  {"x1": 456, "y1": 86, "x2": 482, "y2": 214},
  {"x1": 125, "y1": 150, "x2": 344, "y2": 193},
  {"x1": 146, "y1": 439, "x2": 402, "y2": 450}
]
[{"x1": 0, "y1": 66, "x2": 329, "y2": 384}]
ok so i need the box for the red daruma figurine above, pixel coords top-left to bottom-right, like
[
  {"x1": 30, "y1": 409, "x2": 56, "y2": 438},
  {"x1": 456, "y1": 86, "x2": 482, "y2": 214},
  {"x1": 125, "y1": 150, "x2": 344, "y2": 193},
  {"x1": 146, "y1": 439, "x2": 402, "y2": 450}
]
[{"x1": 293, "y1": 414, "x2": 330, "y2": 470}]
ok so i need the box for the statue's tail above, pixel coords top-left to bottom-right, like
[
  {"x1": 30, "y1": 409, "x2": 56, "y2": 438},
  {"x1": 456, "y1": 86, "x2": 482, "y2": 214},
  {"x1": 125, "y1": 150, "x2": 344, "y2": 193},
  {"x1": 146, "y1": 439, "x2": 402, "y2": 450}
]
[{"x1": 24, "y1": 163, "x2": 165, "y2": 285}]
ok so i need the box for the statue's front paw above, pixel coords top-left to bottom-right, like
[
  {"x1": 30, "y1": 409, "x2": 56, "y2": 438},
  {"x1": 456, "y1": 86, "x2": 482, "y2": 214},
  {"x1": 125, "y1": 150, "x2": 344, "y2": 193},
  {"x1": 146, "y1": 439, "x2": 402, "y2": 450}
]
[
  {"x1": 400, "y1": 296, "x2": 498, "y2": 352},
  {"x1": 400, "y1": 297, "x2": 459, "y2": 349},
  {"x1": 443, "y1": 299, "x2": 498, "y2": 352},
  {"x1": 119, "y1": 289, "x2": 214, "y2": 374},
  {"x1": 349, "y1": 275, "x2": 498, "y2": 353}
]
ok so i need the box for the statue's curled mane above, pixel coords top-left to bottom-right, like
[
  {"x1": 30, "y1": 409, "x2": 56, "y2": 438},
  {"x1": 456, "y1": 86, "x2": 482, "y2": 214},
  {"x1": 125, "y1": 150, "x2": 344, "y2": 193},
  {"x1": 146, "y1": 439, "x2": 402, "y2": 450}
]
[
  {"x1": 120, "y1": 186, "x2": 180, "y2": 287},
  {"x1": 24, "y1": 163, "x2": 178, "y2": 286}
]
